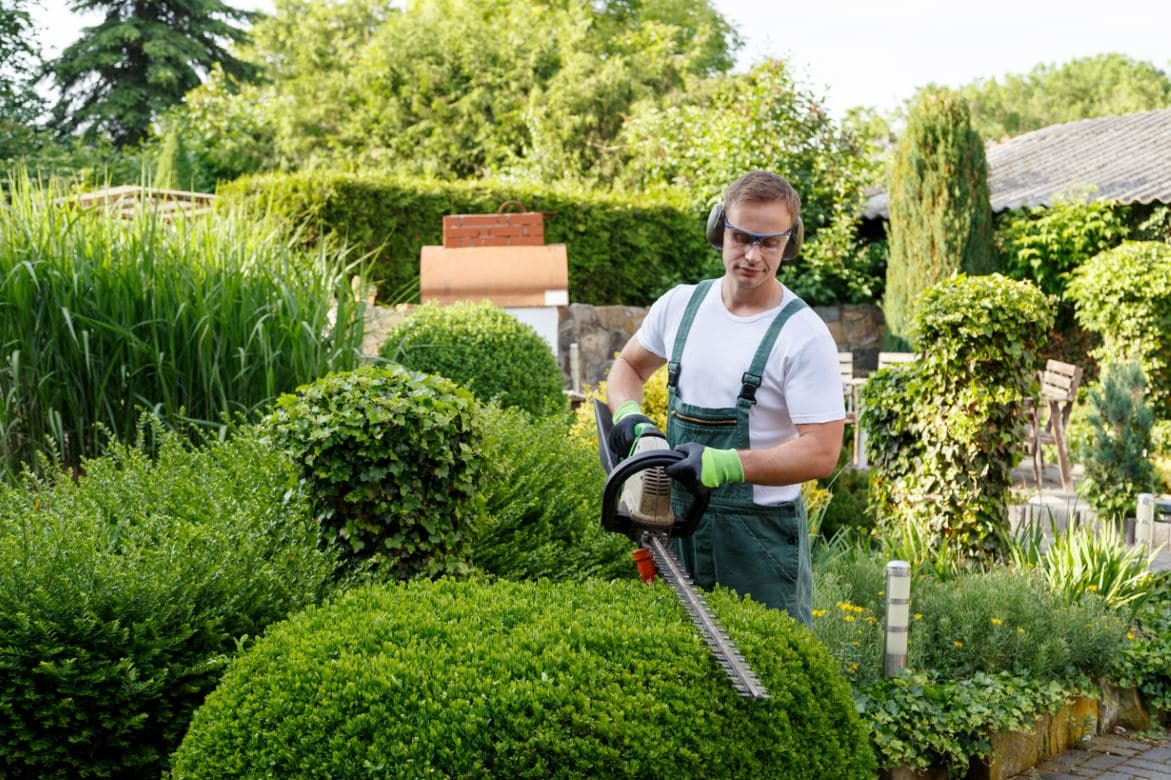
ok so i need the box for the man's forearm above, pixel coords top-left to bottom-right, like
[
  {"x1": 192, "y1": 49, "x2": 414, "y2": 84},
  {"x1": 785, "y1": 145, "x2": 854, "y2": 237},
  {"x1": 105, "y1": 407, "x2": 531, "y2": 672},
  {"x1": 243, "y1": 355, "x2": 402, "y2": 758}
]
[
  {"x1": 737, "y1": 421, "x2": 844, "y2": 485},
  {"x1": 606, "y1": 355, "x2": 648, "y2": 414}
]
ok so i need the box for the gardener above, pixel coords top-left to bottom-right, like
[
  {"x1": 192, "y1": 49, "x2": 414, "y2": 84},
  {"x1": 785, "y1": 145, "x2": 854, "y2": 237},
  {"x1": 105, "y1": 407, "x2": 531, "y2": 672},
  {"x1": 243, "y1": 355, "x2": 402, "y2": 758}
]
[{"x1": 606, "y1": 170, "x2": 845, "y2": 626}]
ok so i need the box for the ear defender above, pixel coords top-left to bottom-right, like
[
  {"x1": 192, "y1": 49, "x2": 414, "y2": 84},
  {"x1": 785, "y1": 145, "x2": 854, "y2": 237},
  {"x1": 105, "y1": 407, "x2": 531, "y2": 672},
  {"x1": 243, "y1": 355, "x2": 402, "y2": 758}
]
[{"x1": 705, "y1": 202, "x2": 804, "y2": 261}]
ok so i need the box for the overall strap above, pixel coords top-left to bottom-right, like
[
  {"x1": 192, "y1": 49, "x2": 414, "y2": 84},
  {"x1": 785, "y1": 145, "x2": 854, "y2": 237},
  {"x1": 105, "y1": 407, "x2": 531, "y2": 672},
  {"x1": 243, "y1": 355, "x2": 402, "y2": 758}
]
[
  {"x1": 667, "y1": 279, "x2": 716, "y2": 394},
  {"x1": 737, "y1": 296, "x2": 808, "y2": 409}
]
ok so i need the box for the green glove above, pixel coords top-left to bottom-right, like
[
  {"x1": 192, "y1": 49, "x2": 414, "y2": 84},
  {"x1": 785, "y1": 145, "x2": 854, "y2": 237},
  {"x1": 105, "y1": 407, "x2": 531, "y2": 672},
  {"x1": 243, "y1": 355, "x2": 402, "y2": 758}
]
[
  {"x1": 608, "y1": 400, "x2": 663, "y2": 460},
  {"x1": 665, "y1": 442, "x2": 744, "y2": 490}
]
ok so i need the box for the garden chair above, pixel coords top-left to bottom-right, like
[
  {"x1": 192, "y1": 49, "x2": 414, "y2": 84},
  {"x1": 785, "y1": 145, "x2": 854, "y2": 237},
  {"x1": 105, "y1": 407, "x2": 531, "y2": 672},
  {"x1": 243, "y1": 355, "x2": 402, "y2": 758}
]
[
  {"x1": 1024, "y1": 359, "x2": 1083, "y2": 492},
  {"x1": 839, "y1": 352, "x2": 867, "y2": 467},
  {"x1": 877, "y1": 351, "x2": 917, "y2": 370}
]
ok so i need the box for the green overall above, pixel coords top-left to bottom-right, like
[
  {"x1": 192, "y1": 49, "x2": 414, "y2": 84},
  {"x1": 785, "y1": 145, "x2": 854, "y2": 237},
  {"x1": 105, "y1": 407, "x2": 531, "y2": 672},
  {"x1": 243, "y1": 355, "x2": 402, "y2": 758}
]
[{"x1": 667, "y1": 279, "x2": 813, "y2": 626}]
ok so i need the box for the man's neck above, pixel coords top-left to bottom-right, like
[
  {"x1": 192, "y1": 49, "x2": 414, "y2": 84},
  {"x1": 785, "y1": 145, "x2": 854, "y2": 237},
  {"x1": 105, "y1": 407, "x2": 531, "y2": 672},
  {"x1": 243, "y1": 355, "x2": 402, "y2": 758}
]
[{"x1": 720, "y1": 276, "x2": 783, "y2": 316}]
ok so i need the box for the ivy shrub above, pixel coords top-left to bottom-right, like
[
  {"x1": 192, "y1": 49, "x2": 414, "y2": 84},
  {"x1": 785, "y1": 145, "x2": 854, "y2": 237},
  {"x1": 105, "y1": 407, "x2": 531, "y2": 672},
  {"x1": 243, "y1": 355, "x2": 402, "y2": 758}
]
[
  {"x1": 0, "y1": 424, "x2": 335, "y2": 778},
  {"x1": 861, "y1": 274, "x2": 1053, "y2": 561},
  {"x1": 218, "y1": 171, "x2": 711, "y2": 306},
  {"x1": 1074, "y1": 360, "x2": 1159, "y2": 523},
  {"x1": 264, "y1": 364, "x2": 484, "y2": 580},
  {"x1": 1066, "y1": 240, "x2": 1171, "y2": 418},
  {"x1": 474, "y1": 404, "x2": 634, "y2": 582},
  {"x1": 381, "y1": 301, "x2": 567, "y2": 418},
  {"x1": 995, "y1": 193, "x2": 1130, "y2": 299},
  {"x1": 1111, "y1": 576, "x2": 1171, "y2": 718},
  {"x1": 170, "y1": 579, "x2": 877, "y2": 779}
]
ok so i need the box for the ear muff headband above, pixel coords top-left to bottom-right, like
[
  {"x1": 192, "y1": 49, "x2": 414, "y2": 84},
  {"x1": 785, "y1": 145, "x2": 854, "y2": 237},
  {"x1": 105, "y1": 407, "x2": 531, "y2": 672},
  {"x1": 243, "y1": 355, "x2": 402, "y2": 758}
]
[{"x1": 706, "y1": 202, "x2": 803, "y2": 261}]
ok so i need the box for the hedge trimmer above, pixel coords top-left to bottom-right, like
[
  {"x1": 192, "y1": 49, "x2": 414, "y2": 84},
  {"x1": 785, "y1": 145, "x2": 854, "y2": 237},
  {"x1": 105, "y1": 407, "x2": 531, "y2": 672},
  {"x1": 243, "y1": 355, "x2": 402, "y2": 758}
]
[{"x1": 593, "y1": 399, "x2": 770, "y2": 700}]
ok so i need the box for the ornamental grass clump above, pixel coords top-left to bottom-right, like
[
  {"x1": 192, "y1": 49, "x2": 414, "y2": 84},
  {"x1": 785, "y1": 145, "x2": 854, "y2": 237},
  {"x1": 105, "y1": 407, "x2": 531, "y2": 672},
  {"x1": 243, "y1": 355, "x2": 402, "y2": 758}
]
[
  {"x1": 0, "y1": 423, "x2": 335, "y2": 778},
  {"x1": 171, "y1": 579, "x2": 877, "y2": 779},
  {"x1": 265, "y1": 364, "x2": 485, "y2": 581},
  {"x1": 381, "y1": 301, "x2": 567, "y2": 418},
  {"x1": 0, "y1": 178, "x2": 365, "y2": 479}
]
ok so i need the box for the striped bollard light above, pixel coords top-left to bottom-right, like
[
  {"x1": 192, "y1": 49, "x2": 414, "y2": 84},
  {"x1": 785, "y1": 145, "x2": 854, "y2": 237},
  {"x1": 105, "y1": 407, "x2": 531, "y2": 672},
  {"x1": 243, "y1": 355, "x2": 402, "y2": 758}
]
[
  {"x1": 1136, "y1": 493, "x2": 1155, "y2": 549},
  {"x1": 883, "y1": 561, "x2": 911, "y2": 678}
]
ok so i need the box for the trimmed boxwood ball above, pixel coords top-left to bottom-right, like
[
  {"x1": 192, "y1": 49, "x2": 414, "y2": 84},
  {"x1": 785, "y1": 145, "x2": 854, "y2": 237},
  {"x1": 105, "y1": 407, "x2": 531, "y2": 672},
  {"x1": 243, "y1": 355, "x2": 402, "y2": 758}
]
[
  {"x1": 171, "y1": 579, "x2": 876, "y2": 779},
  {"x1": 265, "y1": 364, "x2": 484, "y2": 580},
  {"x1": 381, "y1": 301, "x2": 567, "y2": 418}
]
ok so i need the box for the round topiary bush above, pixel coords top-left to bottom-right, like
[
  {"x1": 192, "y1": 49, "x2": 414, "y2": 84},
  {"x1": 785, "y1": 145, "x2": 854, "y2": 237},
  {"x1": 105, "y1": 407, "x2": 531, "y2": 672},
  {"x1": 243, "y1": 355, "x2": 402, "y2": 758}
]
[
  {"x1": 265, "y1": 364, "x2": 484, "y2": 580},
  {"x1": 171, "y1": 579, "x2": 876, "y2": 779},
  {"x1": 380, "y1": 301, "x2": 567, "y2": 418}
]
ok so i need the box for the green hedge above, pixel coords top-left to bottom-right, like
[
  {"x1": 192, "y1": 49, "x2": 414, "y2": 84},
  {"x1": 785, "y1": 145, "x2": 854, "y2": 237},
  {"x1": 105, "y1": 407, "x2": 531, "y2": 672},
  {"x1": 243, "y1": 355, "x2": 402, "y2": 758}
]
[
  {"x1": 217, "y1": 170, "x2": 714, "y2": 306},
  {"x1": 265, "y1": 364, "x2": 484, "y2": 581},
  {"x1": 0, "y1": 424, "x2": 335, "y2": 778},
  {"x1": 171, "y1": 579, "x2": 876, "y2": 779},
  {"x1": 382, "y1": 302, "x2": 567, "y2": 417},
  {"x1": 474, "y1": 404, "x2": 634, "y2": 582},
  {"x1": 1067, "y1": 241, "x2": 1171, "y2": 418}
]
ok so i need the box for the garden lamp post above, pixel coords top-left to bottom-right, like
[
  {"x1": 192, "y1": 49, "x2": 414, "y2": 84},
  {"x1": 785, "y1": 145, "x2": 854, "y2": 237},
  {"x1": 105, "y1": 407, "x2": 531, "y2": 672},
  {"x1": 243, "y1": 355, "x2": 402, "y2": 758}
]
[{"x1": 883, "y1": 560, "x2": 911, "y2": 677}]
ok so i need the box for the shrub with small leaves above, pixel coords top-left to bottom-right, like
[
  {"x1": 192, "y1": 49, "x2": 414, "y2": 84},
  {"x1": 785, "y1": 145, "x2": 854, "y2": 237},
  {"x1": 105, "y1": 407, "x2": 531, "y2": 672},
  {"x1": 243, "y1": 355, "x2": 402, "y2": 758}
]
[
  {"x1": 171, "y1": 579, "x2": 877, "y2": 779},
  {"x1": 381, "y1": 301, "x2": 567, "y2": 418},
  {"x1": 1067, "y1": 241, "x2": 1171, "y2": 418},
  {"x1": 265, "y1": 364, "x2": 485, "y2": 580},
  {"x1": 0, "y1": 424, "x2": 334, "y2": 778},
  {"x1": 474, "y1": 403, "x2": 634, "y2": 582}
]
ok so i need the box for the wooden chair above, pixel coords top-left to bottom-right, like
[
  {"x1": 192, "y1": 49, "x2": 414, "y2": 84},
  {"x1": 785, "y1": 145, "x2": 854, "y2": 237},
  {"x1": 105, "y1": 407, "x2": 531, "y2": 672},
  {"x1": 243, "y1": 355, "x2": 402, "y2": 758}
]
[
  {"x1": 1025, "y1": 359, "x2": 1083, "y2": 491},
  {"x1": 839, "y1": 352, "x2": 867, "y2": 467}
]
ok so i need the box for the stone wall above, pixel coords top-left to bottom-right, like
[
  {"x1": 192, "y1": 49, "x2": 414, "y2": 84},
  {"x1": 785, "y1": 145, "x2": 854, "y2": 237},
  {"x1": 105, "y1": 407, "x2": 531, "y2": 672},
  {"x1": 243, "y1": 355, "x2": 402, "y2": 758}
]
[{"x1": 558, "y1": 302, "x2": 886, "y2": 389}]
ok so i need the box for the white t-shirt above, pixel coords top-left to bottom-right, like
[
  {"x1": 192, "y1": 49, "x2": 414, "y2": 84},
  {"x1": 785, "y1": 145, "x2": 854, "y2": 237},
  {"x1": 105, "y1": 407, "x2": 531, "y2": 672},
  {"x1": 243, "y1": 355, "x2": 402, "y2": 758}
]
[{"x1": 636, "y1": 281, "x2": 845, "y2": 504}]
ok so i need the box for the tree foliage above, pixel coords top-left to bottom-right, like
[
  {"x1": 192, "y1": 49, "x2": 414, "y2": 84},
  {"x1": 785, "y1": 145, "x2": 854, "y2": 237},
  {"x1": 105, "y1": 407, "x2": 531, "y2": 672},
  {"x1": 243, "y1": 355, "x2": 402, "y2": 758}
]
[
  {"x1": 45, "y1": 0, "x2": 261, "y2": 147},
  {"x1": 0, "y1": 0, "x2": 45, "y2": 158},
  {"x1": 219, "y1": 0, "x2": 738, "y2": 182},
  {"x1": 944, "y1": 53, "x2": 1171, "y2": 142},
  {"x1": 883, "y1": 89, "x2": 995, "y2": 348}
]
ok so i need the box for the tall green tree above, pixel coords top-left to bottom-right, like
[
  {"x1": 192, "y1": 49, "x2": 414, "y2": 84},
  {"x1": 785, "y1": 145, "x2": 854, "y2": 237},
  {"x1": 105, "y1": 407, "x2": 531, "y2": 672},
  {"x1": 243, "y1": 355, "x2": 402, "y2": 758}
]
[
  {"x1": 883, "y1": 89, "x2": 995, "y2": 349},
  {"x1": 942, "y1": 53, "x2": 1171, "y2": 141},
  {"x1": 46, "y1": 0, "x2": 260, "y2": 148},
  {"x1": 0, "y1": 0, "x2": 45, "y2": 158}
]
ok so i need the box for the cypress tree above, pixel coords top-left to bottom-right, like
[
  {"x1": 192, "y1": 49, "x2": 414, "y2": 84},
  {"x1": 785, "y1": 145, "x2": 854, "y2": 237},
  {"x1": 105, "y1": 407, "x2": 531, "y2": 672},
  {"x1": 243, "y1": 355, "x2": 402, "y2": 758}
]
[{"x1": 883, "y1": 89, "x2": 995, "y2": 349}]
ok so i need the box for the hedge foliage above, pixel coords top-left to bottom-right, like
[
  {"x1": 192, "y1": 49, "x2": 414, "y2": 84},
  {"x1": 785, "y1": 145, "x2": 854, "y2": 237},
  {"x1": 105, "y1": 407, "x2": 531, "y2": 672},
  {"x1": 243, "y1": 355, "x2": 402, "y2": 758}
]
[
  {"x1": 474, "y1": 404, "x2": 634, "y2": 582},
  {"x1": 861, "y1": 274, "x2": 1052, "y2": 561},
  {"x1": 0, "y1": 424, "x2": 334, "y2": 778},
  {"x1": 265, "y1": 364, "x2": 485, "y2": 581},
  {"x1": 171, "y1": 579, "x2": 876, "y2": 779},
  {"x1": 382, "y1": 301, "x2": 567, "y2": 418},
  {"x1": 218, "y1": 171, "x2": 713, "y2": 306},
  {"x1": 1067, "y1": 241, "x2": 1171, "y2": 418}
]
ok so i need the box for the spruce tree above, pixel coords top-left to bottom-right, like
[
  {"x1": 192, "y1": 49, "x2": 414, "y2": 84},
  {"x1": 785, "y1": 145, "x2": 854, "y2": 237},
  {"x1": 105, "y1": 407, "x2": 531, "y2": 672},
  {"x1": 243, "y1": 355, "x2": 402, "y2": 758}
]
[
  {"x1": 46, "y1": 0, "x2": 259, "y2": 148},
  {"x1": 883, "y1": 89, "x2": 995, "y2": 349}
]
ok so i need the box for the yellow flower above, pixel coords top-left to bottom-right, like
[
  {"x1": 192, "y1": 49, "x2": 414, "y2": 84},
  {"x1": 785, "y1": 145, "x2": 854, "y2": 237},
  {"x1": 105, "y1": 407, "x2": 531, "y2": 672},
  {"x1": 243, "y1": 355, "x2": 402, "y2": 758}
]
[
  {"x1": 848, "y1": 663, "x2": 859, "y2": 672},
  {"x1": 812, "y1": 609, "x2": 827, "y2": 618},
  {"x1": 843, "y1": 615, "x2": 855, "y2": 622},
  {"x1": 990, "y1": 618, "x2": 1003, "y2": 626},
  {"x1": 953, "y1": 640, "x2": 964, "y2": 648},
  {"x1": 865, "y1": 616, "x2": 878, "y2": 625},
  {"x1": 913, "y1": 613, "x2": 923, "y2": 621},
  {"x1": 877, "y1": 591, "x2": 884, "y2": 597},
  {"x1": 1127, "y1": 631, "x2": 1136, "y2": 641},
  {"x1": 1086, "y1": 585, "x2": 1098, "y2": 592},
  {"x1": 1016, "y1": 627, "x2": 1025, "y2": 635}
]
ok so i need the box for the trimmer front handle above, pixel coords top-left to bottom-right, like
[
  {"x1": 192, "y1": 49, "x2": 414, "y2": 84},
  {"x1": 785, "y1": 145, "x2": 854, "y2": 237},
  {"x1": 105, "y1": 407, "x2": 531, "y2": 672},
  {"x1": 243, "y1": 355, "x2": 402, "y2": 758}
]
[{"x1": 599, "y1": 448, "x2": 711, "y2": 540}]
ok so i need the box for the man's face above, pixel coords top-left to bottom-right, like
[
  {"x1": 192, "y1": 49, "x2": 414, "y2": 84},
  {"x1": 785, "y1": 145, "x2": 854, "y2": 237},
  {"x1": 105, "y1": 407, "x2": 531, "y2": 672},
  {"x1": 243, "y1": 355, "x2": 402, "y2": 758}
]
[{"x1": 721, "y1": 199, "x2": 795, "y2": 290}]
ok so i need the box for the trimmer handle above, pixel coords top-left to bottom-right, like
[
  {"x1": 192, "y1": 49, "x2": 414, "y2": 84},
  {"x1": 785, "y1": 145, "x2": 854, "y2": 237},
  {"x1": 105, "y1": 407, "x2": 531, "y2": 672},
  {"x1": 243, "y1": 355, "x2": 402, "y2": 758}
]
[{"x1": 600, "y1": 448, "x2": 711, "y2": 540}]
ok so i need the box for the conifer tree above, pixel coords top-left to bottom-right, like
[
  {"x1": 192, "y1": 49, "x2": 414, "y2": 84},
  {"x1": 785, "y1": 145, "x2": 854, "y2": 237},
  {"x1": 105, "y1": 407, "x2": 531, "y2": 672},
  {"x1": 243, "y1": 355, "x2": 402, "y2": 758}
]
[
  {"x1": 46, "y1": 0, "x2": 259, "y2": 148},
  {"x1": 883, "y1": 89, "x2": 995, "y2": 348}
]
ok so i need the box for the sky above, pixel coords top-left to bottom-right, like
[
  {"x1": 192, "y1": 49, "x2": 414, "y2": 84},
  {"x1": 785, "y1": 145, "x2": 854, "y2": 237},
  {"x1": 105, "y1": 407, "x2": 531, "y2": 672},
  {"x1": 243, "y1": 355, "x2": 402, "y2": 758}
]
[{"x1": 33, "y1": 0, "x2": 1171, "y2": 119}]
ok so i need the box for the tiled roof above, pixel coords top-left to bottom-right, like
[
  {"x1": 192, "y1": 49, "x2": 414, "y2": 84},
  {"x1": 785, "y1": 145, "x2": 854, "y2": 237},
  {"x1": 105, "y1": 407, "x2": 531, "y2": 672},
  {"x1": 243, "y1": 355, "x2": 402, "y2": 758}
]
[{"x1": 862, "y1": 108, "x2": 1171, "y2": 219}]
